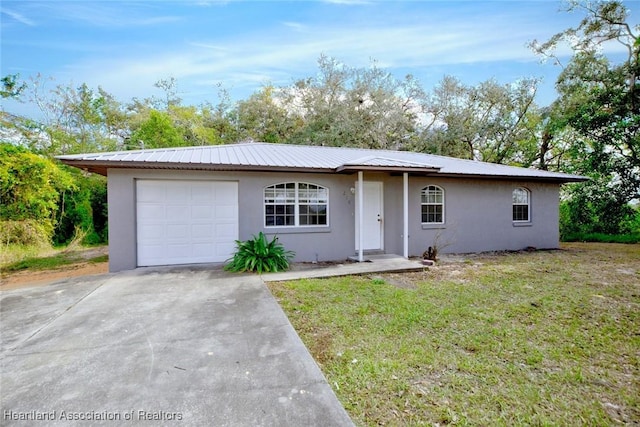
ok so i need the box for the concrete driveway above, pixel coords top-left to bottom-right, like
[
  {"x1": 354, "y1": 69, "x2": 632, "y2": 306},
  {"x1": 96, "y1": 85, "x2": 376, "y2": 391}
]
[{"x1": 0, "y1": 267, "x2": 353, "y2": 426}]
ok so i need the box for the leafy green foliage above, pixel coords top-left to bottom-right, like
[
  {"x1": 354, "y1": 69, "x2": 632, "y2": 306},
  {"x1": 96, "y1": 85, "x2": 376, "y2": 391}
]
[
  {"x1": 534, "y1": 1, "x2": 640, "y2": 236},
  {"x1": 53, "y1": 170, "x2": 108, "y2": 246},
  {"x1": 224, "y1": 232, "x2": 294, "y2": 273},
  {"x1": 129, "y1": 110, "x2": 185, "y2": 149},
  {"x1": 0, "y1": 219, "x2": 52, "y2": 246},
  {"x1": 0, "y1": 143, "x2": 74, "y2": 239},
  {"x1": 0, "y1": 143, "x2": 107, "y2": 247},
  {"x1": 1, "y1": 74, "x2": 26, "y2": 99},
  {"x1": 420, "y1": 75, "x2": 541, "y2": 164}
]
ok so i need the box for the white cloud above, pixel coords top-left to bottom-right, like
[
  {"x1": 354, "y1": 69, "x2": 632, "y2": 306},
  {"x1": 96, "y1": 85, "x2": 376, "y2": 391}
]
[
  {"x1": 54, "y1": 17, "x2": 553, "y2": 102},
  {"x1": 35, "y1": 2, "x2": 183, "y2": 28},
  {"x1": 1, "y1": 8, "x2": 36, "y2": 26},
  {"x1": 31, "y1": 2, "x2": 634, "y2": 107}
]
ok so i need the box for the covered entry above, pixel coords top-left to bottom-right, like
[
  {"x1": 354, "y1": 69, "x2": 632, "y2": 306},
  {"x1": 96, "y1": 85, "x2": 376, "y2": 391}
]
[{"x1": 136, "y1": 180, "x2": 238, "y2": 266}]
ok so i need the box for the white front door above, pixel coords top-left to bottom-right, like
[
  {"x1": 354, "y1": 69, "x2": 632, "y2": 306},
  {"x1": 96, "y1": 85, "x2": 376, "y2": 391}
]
[{"x1": 355, "y1": 181, "x2": 384, "y2": 251}]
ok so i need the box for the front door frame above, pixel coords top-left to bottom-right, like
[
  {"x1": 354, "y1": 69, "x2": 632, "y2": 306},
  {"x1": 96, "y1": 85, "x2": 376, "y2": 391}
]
[{"x1": 355, "y1": 175, "x2": 384, "y2": 260}]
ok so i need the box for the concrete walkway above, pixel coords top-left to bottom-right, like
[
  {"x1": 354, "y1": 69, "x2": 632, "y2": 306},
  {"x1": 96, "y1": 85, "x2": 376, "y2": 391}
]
[{"x1": 265, "y1": 254, "x2": 424, "y2": 281}]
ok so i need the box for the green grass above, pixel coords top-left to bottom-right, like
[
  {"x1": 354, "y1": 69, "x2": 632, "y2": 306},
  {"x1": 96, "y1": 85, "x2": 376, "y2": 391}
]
[
  {"x1": 1, "y1": 246, "x2": 108, "y2": 273},
  {"x1": 268, "y1": 243, "x2": 640, "y2": 426},
  {"x1": 3, "y1": 253, "x2": 78, "y2": 272},
  {"x1": 562, "y1": 232, "x2": 640, "y2": 244}
]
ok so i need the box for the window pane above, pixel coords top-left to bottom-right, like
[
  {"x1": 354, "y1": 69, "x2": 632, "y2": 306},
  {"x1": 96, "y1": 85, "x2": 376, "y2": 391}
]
[
  {"x1": 513, "y1": 188, "x2": 528, "y2": 204},
  {"x1": 421, "y1": 186, "x2": 444, "y2": 223},
  {"x1": 513, "y1": 205, "x2": 529, "y2": 221},
  {"x1": 265, "y1": 182, "x2": 328, "y2": 227}
]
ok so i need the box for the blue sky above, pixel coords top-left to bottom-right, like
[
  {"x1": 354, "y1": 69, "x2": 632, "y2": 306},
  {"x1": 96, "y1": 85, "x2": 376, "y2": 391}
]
[{"x1": 1, "y1": 1, "x2": 637, "y2": 118}]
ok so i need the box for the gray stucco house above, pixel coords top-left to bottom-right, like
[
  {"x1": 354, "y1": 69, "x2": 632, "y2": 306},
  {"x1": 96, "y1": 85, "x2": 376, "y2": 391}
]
[{"x1": 58, "y1": 142, "x2": 586, "y2": 272}]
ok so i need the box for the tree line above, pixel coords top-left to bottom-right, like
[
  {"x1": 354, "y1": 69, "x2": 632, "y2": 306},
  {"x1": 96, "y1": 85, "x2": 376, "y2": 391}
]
[{"x1": 1, "y1": 0, "x2": 638, "y2": 248}]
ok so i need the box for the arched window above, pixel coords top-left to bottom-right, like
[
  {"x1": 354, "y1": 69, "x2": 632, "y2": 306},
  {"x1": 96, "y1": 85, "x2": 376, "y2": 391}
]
[
  {"x1": 421, "y1": 185, "x2": 444, "y2": 224},
  {"x1": 512, "y1": 187, "x2": 530, "y2": 222},
  {"x1": 264, "y1": 182, "x2": 328, "y2": 227}
]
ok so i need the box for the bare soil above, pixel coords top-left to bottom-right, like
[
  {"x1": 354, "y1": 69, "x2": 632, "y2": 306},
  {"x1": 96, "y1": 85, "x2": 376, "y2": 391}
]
[{"x1": 0, "y1": 246, "x2": 109, "y2": 291}]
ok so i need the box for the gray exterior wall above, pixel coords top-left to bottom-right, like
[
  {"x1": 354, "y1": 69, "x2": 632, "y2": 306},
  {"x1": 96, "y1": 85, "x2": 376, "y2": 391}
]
[{"x1": 106, "y1": 168, "x2": 560, "y2": 272}]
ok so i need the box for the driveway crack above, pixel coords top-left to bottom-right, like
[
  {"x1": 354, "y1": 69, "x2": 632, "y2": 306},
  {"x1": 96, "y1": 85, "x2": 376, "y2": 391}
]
[{"x1": 8, "y1": 279, "x2": 109, "y2": 352}]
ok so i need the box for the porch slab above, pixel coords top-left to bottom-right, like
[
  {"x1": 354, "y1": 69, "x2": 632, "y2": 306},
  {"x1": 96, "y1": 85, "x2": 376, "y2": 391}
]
[{"x1": 264, "y1": 255, "x2": 424, "y2": 282}]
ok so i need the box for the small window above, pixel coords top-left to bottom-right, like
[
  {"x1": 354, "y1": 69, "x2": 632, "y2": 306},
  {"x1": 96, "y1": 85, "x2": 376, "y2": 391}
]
[
  {"x1": 421, "y1": 185, "x2": 444, "y2": 224},
  {"x1": 512, "y1": 188, "x2": 530, "y2": 222},
  {"x1": 264, "y1": 182, "x2": 328, "y2": 227}
]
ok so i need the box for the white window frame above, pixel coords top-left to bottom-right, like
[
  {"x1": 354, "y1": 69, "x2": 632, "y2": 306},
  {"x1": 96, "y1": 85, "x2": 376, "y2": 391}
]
[
  {"x1": 421, "y1": 185, "x2": 445, "y2": 224},
  {"x1": 512, "y1": 187, "x2": 531, "y2": 222},
  {"x1": 264, "y1": 182, "x2": 329, "y2": 228}
]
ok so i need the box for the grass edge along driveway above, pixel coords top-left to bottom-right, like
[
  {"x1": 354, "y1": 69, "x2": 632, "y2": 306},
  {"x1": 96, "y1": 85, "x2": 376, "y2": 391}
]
[{"x1": 268, "y1": 243, "x2": 640, "y2": 426}]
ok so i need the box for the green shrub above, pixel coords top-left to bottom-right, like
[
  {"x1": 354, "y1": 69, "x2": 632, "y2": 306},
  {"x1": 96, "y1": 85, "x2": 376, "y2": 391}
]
[
  {"x1": 0, "y1": 219, "x2": 52, "y2": 246},
  {"x1": 53, "y1": 169, "x2": 108, "y2": 246},
  {"x1": 224, "y1": 232, "x2": 294, "y2": 273},
  {"x1": 561, "y1": 232, "x2": 640, "y2": 244}
]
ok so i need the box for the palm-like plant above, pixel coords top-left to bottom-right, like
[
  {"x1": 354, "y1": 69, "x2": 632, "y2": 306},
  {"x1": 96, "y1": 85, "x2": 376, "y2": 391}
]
[{"x1": 224, "y1": 232, "x2": 294, "y2": 273}]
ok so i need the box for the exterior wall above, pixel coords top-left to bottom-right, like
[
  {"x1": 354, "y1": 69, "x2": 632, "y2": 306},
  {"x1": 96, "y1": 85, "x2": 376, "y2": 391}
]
[
  {"x1": 106, "y1": 168, "x2": 356, "y2": 272},
  {"x1": 106, "y1": 168, "x2": 561, "y2": 272},
  {"x1": 382, "y1": 175, "x2": 560, "y2": 257}
]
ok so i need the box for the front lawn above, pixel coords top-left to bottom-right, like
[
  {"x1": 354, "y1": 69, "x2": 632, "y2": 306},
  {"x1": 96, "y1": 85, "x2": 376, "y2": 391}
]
[{"x1": 268, "y1": 243, "x2": 639, "y2": 426}]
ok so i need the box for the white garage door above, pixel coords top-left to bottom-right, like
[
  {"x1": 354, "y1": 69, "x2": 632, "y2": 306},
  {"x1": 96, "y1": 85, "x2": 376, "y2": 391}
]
[{"x1": 136, "y1": 180, "x2": 238, "y2": 267}]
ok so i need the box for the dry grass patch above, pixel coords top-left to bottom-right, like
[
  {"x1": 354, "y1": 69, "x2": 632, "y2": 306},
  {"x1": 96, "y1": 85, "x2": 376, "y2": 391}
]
[{"x1": 268, "y1": 243, "x2": 639, "y2": 426}]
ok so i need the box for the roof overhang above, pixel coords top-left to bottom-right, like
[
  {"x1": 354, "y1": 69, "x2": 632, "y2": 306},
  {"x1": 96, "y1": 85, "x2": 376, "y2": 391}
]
[
  {"x1": 335, "y1": 155, "x2": 442, "y2": 174},
  {"x1": 57, "y1": 159, "x2": 343, "y2": 177}
]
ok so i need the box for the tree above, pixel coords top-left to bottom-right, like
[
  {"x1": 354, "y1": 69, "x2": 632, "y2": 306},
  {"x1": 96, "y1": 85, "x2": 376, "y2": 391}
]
[
  {"x1": 0, "y1": 143, "x2": 74, "y2": 242},
  {"x1": 235, "y1": 85, "x2": 297, "y2": 143},
  {"x1": 281, "y1": 55, "x2": 426, "y2": 149},
  {"x1": 1, "y1": 74, "x2": 26, "y2": 99},
  {"x1": 419, "y1": 76, "x2": 542, "y2": 165},
  {"x1": 531, "y1": 0, "x2": 640, "y2": 234},
  {"x1": 129, "y1": 110, "x2": 185, "y2": 149}
]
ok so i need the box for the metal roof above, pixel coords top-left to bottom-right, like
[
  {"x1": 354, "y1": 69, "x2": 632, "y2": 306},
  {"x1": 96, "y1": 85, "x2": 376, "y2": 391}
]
[{"x1": 56, "y1": 142, "x2": 587, "y2": 182}]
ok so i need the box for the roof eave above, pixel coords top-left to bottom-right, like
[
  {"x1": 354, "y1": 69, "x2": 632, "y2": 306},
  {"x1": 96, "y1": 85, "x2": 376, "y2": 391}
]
[
  {"x1": 434, "y1": 172, "x2": 589, "y2": 183},
  {"x1": 57, "y1": 159, "x2": 589, "y2": 183},
  {"x1": 335, "y1": 165, "x2": 441, "y2": 174},
  {"x1": 57, "y1": 159, "x2": 338, "y2": 176}
]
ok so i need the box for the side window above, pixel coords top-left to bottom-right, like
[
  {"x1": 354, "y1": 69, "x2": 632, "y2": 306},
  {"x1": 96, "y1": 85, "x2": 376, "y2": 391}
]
[
  {"x1": 512, "y1": 187, "x2": 530, "y2": 222},
  {"x1": 264, "y1": 182, "x2": 328, "y2": 227},
  {"x1": 421, "y1": 185, "x2": 444, "y2": 224}
]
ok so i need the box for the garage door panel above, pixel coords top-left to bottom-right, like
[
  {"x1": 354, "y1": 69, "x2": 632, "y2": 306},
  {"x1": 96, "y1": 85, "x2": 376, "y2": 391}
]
[
  {"x1": 165, "y1": 244, "x2": 192, "y2": 258},
  {"x1": 138, "y1": 224, "x2": 165, "y2": 239},
  {"x1": 165, "y1": 205, "x2": 188, "y2": 218},
  {"x1": 166, "y1": 224, "x2": 189, "y2": 239},
  {"x1": 192, "y1": 206, "x2": 214, "y2": 220},
  {"x1": 138, "y1": 204, "x2": 165, "y2": 220},
  {"x1": 136, "y1": 180, "x2": 238, "y2": 267},
  {"x1": 138, "y1": 244, "x2": 165, "y2": 260},
  {"x1": 191, "y1": 185, "x2": 214, "y2": 202},
  {"x1": 137, "y1": 182, "x2": 165, "y2": 202},
  {"x1": 216, "y1": 242, "x2": 236, "y2": 257},
  {"x1": 192, "y1": 242, "x2": 215, "y2": 255},
  {"x1": 215, "y1": 223, "x2": 237, "y2": 238},
  {"x1": 215, "y1": 205, "x2": 237, "y2": 219},
  {"x1": 192, "y1": 223, "x2": 214, "y2": 236}
]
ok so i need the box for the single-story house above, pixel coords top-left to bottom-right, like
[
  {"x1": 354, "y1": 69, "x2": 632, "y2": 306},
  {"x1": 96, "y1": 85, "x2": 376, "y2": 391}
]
[{"x1": 57, "y1": 142, "x2": 586, "y2": 272}]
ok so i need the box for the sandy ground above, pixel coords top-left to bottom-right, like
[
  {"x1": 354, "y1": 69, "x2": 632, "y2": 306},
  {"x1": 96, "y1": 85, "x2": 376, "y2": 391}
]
[{"x1": 0, "y1": 247, "x2": 109, "y2": 291}]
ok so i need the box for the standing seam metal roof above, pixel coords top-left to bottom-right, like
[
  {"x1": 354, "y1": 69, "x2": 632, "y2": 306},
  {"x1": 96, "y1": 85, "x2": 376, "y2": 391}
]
[{"x1": 56, "y1": 142, "x2": 587, "y2": 182}]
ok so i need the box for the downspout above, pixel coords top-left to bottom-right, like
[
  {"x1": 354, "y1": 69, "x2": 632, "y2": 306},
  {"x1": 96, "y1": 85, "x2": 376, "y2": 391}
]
[
  {"x1": 403, "y1": 172, "x2": 409, "y2": 259},
  {"x1": 358, "y1": 171, "x2": 364, "y2": 262}
]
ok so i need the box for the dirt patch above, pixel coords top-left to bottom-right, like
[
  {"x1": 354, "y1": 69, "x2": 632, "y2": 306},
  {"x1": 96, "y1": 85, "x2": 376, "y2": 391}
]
[{"x1": 0, "y1": 246, "x2": 109, "y2": 291}]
